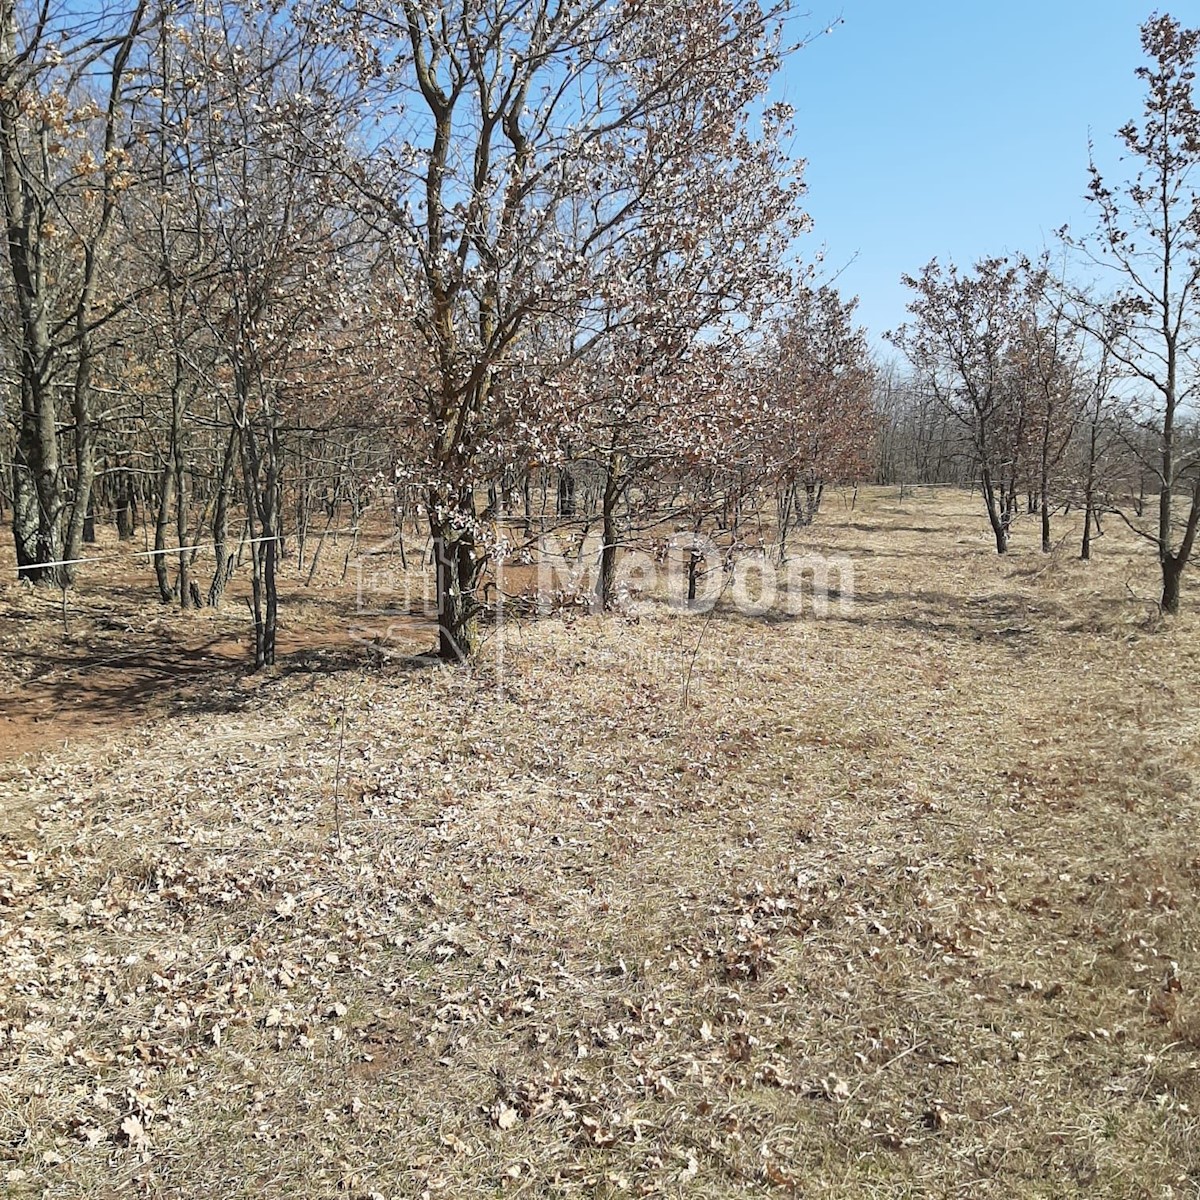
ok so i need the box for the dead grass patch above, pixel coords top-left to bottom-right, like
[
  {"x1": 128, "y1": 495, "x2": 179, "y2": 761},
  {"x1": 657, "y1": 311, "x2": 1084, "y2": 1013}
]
[{"x1": 1, "y1": 490, "x2": 1199, "y2": 1197}]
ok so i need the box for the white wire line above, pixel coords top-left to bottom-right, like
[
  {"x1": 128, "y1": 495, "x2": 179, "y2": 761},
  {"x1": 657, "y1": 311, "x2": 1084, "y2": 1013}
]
[{"x1": 15, "y1": 528, "x2": 367, "y2": 574}]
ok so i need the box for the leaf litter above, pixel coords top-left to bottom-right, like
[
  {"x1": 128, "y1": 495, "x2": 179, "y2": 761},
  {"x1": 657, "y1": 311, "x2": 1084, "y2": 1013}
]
[{"x1": 1, "y1": 490, "x2": 1199, "y2": 1197}]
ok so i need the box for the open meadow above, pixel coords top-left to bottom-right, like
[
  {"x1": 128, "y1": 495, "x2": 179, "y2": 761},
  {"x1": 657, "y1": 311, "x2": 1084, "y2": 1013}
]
[
  {"x1": 1, "y1": 488, "x2": 1199, "y2": 1198},
  {"x1": 5, "y1": 3, "x2": 1200, "y2": 1195}
]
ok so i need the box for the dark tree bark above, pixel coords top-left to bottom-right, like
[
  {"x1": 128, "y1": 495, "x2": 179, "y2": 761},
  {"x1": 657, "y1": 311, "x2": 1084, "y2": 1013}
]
[
  {"x1": 429, "y1": 485, "x2": 484, "y2": 661},
  {"x1": 208, "y1": 428, "x2": 238, "y2": 607},
  {"x1": 557, "y1": 468, "x2": 576, "y2": 517},
  {"x1": 597, "y1": 452, "x2": 624, "y2": 610}
]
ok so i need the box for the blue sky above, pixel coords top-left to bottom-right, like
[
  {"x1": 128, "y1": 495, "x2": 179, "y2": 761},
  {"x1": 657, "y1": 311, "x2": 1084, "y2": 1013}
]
[{"x1": 775, "y1": 2, "x2": 1155, "y2": 348}]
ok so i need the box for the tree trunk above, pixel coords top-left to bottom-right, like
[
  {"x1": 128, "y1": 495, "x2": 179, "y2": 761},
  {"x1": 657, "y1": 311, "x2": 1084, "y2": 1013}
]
[
  {"x1": 238, "y1": 381, "x2": 281, "y2": 669},
  {"x1": 1039, "y1": 455, "x2": 1051, "y2": 554},
  {"x1": 10, "y1": 451, "x2": 39, "y2": 575},
  {"x1": 429, "y1": 485, "x2": 483, "y2": 662},
  {"x1": 597, "y1": 458, "x2": 623, "y2": 611},
  {"x1": 802, "y1": 480, "x2": 823, "y2": 525},
  {"x1": 208, "y1": 427, "x2": 238, "y2": 607},
  {"x1": 981, "y1": 466, "x2": 1008, "y2": 554},
  {"x1": 154, "y1": 462, "x2": 176, "y2": 602},
  {"x1": 2, "y1": 1, "x2": 61, "y2": 586},
  {"x1": 11, "y1": 379, "x2": 60, "y2": 584},
  {"x1": 687, "y1": 522, "x2": 704, "y2": 605},
  {"x1": 60, "y1": 311, "x2": 99, "y2": 585},
  {"x1": 1162, "y1": 555, "x2": 1182, "y2": 615},
  {"x1": 1159, "y1": 477, "x2": 1200, "y2": 616},
  {"x1": 776, "y1": 482, "x2": 793, "y2": 563},
  {"x1": 304, "y1": 504, "x2": 336, "y2": 587},
  {"x1": 251, "y1": 443, "x2": 280, "y2": 667},
  {"x1": 557, "y1": 467, "x2": 576, "y2": 517},
  {"x1": 172, "y1": 378, "x2": 191, "y2": 610},
  {"x1": 1081, "y1": 423, "x2": 1098, "y2": 560},
  {"x1": 115, "y1": 468, "x2": 137, "y2": 539},
  {"x1": 264, "y1": 518, "x2": 278, "y2": 664}
]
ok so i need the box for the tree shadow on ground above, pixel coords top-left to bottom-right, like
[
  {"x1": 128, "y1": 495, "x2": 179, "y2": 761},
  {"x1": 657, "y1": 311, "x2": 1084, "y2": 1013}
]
[
  {"x1": 0, "y1": 609, "x2": 438, "y2": 762},
  {"x1": 837, "y1": 520, "x2": 949, "y2": 536},
  {"x1": 690, "y1": 582, "x2": 1142, "y2": 646}
]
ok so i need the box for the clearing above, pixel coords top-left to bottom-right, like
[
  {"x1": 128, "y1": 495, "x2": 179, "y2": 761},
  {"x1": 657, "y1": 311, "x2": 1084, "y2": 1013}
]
[{"x1": 1, "y1": 488, "x2": 1199, "y2": 1198}]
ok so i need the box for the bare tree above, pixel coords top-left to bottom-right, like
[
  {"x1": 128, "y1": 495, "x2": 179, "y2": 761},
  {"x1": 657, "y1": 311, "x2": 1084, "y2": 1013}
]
[
  {"x1": 889, "y1": 257, "x2": 1038, "y2": 554},
  {"x1": 167, "y1": 3, "x2": 355, "y2": 664},
  {"x1": 1076, "y1": 338, "x2": 1126, "y2": 560},
  {"x1": 1012, "y1": 263, "x2": 1090, "y2": 553},
  {"x1": 335, "y1": 0, "x2": 804, "y2": 659},
  {"x1": 1, "y1": 0, "x2": 152, "y2": 583},
  {"x1": 871, "y1": 367, "x2": 964, "y2": 489},
  {"x1": 1070, "y1": 13, "x2": 1200, "y2": 612},
  {"x1": 760, "y1": 285, "x2": 875, "y2": 559}
]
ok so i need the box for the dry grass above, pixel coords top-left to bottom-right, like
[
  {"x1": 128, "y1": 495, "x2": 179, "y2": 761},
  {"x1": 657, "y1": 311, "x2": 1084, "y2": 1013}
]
[{"x1": 2, "y1": 488, "x2": 1200, "y2": 1198}]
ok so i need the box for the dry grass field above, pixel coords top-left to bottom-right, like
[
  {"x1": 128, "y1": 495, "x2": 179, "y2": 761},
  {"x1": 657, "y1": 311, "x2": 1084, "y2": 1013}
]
[{"x1": 2, "y1": 488, "x2": 1199, "y2": 1198}]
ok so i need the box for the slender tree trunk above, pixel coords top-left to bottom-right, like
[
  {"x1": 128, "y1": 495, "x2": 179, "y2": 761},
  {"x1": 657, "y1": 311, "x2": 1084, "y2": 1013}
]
[
  {"x1": 686, "y1": 516, "x2": 705, "y2": 605},
  {"x1": 208, "y1": 427, "x2": 237, "y2": 607},
  {"x1": 264, "y1": 501, "x2": 278, "y2": 664},
  {"x1": 115, "y1": 467, "x2": 137, "y2": 539},
  {"x1": 557, "y1": 467, "x2": 576, "y2": 517},
  {"x1": 237, "y1": 375, "x2": 281, "y2": 668},
  {"x1": 1081, "y1": 422, "x2": 1098, "y2": 560},
  {"x1": 1039, "y1": 456, "x2": 1051, "y2": 552},
  {"x1": 776, "y1": 482, "x2": 793, "y2": 563},
  {"x1": 154, "y1": 462, "x2": 176, "y2": 602},
  {"x1": 295, "y1": 442, "x2": 309, "y2": 571},
  {"x1": 171, "y1": 374, "x2": 191, "y2": 609},
  {"x1": 981, "y1": 465, "x2": 1008, "y2": 554},
  {"x1": 391, "y1": 485, "x2": 409, "y2": 572},
  {"x1": 1160, "y1": 477, "x2": 1200, "y2": 615},
  {"x1": 808, "y1": 481, "x2": 823, "y2": 523},
  {"x1": 256, "y1": 432, "x2": 281, "y2": 666},
  {"x1": 304, "y1": 504, "x2": 336, "y2": 587},
  {"x1": 60, "y1": 314, "x2": 98, "y2": 585},
  {"x1": 597, "y1": 454, "x2": 623, "y2": 611}
]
